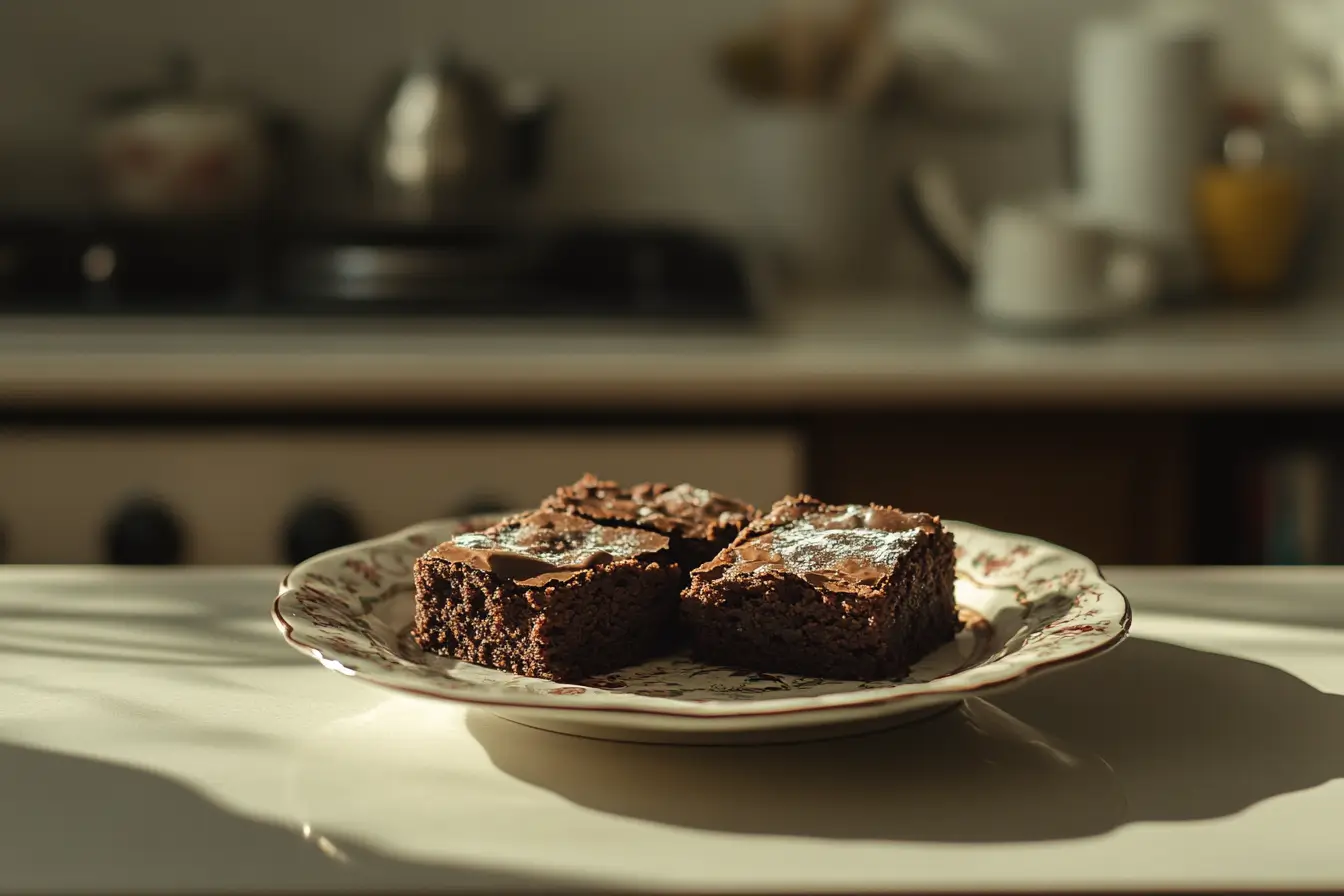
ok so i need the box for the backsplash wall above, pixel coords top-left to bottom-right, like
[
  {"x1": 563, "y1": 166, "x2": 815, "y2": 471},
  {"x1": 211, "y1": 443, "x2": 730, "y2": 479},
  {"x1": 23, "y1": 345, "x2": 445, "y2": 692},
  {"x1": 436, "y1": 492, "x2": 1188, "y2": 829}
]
[{"x1": 0, "y1": 0, "x2": 1297, "y2": 231}]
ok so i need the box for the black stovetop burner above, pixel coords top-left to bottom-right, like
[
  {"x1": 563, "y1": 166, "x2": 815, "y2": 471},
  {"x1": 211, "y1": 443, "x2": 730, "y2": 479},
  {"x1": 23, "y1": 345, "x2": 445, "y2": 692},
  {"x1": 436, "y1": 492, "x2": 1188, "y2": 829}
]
[{"x1": 0, "y1": 217, "x2": 759, "y2": 321}]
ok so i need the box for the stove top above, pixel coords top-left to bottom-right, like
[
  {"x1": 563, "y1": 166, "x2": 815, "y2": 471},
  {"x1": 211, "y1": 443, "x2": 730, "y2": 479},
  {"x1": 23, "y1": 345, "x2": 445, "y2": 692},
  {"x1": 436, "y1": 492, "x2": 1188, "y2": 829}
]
[{"x1": 0, "y1": 218, "x2": 760, "y2": 321}]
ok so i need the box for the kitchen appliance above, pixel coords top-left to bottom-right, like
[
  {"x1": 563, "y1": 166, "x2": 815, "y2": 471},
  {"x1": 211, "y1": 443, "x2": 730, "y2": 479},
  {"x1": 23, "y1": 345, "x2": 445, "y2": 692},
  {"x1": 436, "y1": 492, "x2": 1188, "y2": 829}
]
[
  {"x1": 365, "y1": 52, "x2": 554, "y2": 222},
  {"x1": 1073, "y1": 16, "x2": 1216, "y2": 292},
  {"x1": 89, "y1": 54, "x2": 293, "y2": 219},
  {"x1": 0, "y1": 429, "x2": 803, "y2": 566},
  {"x1": 0, "y1": 213, "x2": 776, "y2": 568},
  {"x1": 0, "y1": 218, "x2": 761, "y2": 320}
]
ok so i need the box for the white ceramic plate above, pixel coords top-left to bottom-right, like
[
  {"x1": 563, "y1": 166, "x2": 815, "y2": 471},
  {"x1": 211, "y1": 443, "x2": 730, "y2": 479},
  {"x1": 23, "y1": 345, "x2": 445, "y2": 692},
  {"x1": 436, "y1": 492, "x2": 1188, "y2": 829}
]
[{"x1": 273, "y1": 516, "x2": 1130, "y2": 744}]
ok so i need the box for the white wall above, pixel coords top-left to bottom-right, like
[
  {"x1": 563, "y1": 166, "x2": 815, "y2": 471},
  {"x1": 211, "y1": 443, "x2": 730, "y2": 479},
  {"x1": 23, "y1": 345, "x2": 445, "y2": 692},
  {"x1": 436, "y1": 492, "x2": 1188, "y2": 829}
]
[{"x1": 0, "y1": 0, "x2": 1300, "y2": 228}]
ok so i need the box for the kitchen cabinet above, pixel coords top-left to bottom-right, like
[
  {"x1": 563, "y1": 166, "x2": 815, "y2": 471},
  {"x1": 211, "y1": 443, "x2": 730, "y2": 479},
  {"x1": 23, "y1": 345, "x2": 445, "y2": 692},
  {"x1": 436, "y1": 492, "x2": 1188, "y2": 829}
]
[
  {"x1": 0, "y1": 411, "x2": 1201, "y2": 567},
  {"x1": 810, "y1": 412, "x2": 1191, "y2": 566}
]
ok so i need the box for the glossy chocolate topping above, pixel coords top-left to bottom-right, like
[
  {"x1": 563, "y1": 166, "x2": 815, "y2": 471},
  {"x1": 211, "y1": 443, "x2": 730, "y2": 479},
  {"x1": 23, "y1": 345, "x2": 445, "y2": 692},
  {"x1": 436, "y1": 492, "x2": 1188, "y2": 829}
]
[
  {"x1": 542, "y1": 475, "x2": 755, "y2": 538},
  {"x1": 426, "y1": 510, "x2": 668, "y2": 586},
  {"x1": 696, "y1": 496, "x2": 939, "y2": 590}
]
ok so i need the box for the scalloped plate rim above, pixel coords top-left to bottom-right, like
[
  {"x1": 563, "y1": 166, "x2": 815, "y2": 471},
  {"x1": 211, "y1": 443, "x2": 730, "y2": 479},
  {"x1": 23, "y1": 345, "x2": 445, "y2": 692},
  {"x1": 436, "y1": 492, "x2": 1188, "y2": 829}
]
[{"x1": 273, "y1": 517, "x2": 1131, "y2": 720}]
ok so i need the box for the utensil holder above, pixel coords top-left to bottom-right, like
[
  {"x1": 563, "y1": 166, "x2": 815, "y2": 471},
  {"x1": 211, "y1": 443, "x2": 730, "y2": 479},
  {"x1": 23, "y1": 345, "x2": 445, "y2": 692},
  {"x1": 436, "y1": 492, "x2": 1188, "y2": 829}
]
[{"x1": 732, "y1": 106, "x2": 885, "y2": 285}]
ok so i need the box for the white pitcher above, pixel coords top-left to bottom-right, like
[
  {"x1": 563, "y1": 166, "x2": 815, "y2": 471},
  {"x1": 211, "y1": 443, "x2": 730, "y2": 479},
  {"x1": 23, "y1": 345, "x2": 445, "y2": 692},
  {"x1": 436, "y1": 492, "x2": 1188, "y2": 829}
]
[{"x1": 973, "y1": 197, "x2": 1164, "y2": 330}]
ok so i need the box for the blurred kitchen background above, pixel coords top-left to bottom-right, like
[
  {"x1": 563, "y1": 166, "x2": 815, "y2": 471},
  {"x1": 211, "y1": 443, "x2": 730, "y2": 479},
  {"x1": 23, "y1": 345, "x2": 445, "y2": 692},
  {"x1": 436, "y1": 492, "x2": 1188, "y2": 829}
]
[{"x1": 2, "y1": 0, "x2": 1344, "y2": 567}]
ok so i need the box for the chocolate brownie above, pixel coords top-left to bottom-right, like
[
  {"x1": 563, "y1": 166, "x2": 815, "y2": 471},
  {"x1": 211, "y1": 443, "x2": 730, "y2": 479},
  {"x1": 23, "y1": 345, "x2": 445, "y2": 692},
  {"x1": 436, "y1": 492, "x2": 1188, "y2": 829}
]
[
  {"x1": 540, "y1": 474, "x2": 756, "y2": 571},
  {"x1": 682, "y1": 495, "x2": 959, "y2": 681},
  {"x1": 412, "y1": 510, "x2": 681, "y2": 682}
]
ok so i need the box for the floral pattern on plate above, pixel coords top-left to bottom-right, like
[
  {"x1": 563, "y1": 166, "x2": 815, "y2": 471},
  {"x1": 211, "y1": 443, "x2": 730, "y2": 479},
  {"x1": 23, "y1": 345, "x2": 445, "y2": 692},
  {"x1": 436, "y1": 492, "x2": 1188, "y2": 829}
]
[{"x1": 273, "y1": 516, "x2": 1130, "y2": 720}]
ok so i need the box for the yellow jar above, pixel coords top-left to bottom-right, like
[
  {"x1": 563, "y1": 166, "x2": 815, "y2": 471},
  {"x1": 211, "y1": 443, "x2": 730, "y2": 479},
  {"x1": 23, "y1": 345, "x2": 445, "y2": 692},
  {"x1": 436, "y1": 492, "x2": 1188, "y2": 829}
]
[{"x1": 1194, "y1": 166, "x2": 1306, "y2": 296}]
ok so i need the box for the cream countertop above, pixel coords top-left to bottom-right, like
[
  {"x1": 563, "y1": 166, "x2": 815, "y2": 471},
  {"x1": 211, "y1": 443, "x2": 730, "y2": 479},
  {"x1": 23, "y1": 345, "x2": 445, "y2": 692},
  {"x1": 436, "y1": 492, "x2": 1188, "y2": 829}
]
[
  {"x1": 0, "y1": 564, "x2": 1341, "y2": 893},
  {"x1": 2, "y1": 293, "x2": 1344, "y2": 408}
]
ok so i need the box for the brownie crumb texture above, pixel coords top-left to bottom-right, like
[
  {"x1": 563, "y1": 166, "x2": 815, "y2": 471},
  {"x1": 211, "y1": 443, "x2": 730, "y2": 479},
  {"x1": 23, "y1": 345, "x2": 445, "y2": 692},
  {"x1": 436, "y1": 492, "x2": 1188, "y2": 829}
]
[
  {"x1": 682, "y1": 495, "x2": 960, "y2": 681},
  {"x1": 412, "y1": 510, "x2": 681, "y2": 681}
]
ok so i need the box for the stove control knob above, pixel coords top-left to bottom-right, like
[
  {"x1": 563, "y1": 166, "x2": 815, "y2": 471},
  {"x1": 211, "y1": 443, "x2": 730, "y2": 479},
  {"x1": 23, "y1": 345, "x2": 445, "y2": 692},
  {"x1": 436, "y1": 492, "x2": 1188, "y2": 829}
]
[
  {"x1": 105, "y1": 498, "x2": 185, "y2": 565},
  {"x1": 284, "y1": 498, "x2": 361, "y2": 565}
]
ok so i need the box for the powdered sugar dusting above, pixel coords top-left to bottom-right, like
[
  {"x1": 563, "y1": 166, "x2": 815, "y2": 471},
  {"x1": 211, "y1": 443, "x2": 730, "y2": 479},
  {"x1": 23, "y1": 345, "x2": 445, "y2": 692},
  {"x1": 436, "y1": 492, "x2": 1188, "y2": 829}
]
[
  {"x1": 704, "y1": 503, "x2": 931, "y2": 589},
  {"x1": 653, "y1": 483, "x2": 751, "y2": 527},
  {"x1": 430, "y1": 512, "x2": 670, "y2": 583},
  {"x1": 769, "y1": 521, "x2": 921, "y2": 573},
  {"x1": 675, "y1": 485, "x2": 715, "y2": 504},
  {"x1": 476, "y1": 520, "x2": 663, "y2": 564}
]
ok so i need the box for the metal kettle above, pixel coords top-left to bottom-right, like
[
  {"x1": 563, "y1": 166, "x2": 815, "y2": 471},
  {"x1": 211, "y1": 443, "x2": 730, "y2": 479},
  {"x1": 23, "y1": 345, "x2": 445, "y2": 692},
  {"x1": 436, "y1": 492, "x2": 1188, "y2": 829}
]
[{"x1": 366, "y1": 52, "x2": 554, "y2": 221}]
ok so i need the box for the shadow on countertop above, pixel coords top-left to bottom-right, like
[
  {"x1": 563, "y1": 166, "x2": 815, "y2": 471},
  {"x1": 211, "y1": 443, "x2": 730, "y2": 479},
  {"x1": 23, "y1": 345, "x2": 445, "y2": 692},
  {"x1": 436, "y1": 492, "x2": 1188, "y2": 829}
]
[
  {"x1": 0, "y1": 575, "x2": 306, "y2": 669},
  {"x1": 993, "y1": 636, "x2": 1344, "y2": 824},
  {"x1": 468, "y1": 638, "x2": 1344, "y2": 843},
  {"x1": 0, "y1": 740, "x2": 581, "y2": 893}
]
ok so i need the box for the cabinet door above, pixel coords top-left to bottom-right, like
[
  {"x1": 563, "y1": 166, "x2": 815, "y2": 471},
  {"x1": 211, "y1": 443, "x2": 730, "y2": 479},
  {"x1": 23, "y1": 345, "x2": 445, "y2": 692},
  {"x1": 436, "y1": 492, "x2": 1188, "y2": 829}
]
[{"x1": 810, "y1": 413, "x2": 1188, "y2": 565}]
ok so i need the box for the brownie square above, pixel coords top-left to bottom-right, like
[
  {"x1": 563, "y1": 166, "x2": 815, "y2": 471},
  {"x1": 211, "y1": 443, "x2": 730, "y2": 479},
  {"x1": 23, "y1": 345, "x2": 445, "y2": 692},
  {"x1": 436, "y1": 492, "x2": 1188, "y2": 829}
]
[
  {"x1": 540, "y1": 474, "x2": 756, "y2": 571},
  {"x1": 412, "y1": 510, "x2": 681, "y2": 682},
  {"x1": 682, "y1": 495, "x2": 960, "y2": 681}
]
